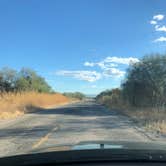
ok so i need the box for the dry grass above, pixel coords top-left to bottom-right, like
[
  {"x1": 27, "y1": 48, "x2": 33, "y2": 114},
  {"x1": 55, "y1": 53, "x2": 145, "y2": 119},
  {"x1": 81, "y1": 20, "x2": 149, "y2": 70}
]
[
  {"x1": 119, "y1": 107, "x2": 166, "y2": 134},
  {"x1": 0, "y1": 92, "x2": 70, "y2": 119}
]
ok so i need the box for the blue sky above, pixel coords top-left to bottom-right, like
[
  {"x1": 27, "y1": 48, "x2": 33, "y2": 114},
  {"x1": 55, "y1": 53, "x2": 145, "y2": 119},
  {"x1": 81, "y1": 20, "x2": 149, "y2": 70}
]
[{"x1": 1, "y1": 0, "x2": 166, "y2": 94}]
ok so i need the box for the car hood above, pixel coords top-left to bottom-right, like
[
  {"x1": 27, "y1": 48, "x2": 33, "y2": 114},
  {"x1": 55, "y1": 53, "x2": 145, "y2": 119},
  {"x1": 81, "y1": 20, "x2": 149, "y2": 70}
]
[
  {"x1": 3, "y1": 141, "x2": 166, "y2": 165},
  {"x1": 31, "y1": 140, "x2": 166, "y2": 153}
]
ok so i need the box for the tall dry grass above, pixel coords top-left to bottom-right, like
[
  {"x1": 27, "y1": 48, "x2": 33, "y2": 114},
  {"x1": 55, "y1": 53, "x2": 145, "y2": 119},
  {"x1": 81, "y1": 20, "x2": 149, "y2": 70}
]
[
  {"x1": 123, "y1": 107, "x2": 166, "y2": 134},
  {"x1": 100, "y1": 97, "x2": 166, "y2": 134},
  {"x1": 0, "y1": 92, "x2": 70, "y2": 119},
  {"x1": 108, "y1": 104, "x2": 166, "y2": 134}
]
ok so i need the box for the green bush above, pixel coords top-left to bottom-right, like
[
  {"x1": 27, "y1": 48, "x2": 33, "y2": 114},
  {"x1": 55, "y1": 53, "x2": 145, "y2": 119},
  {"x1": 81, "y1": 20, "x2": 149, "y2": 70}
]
[
  {"x1": 97, "y1": 53, "x2": 166, "y2": 110},
  {"x1": 63, "y1": 92, "x2": 85, "y2": 100},
  {"x1": 122, "y1": 54, "x2": 166, "y2": 107},
  {"x1": 96, "y1": 88, "x2": 123, "y2": 108},
  {"x1": 0, "y1": 67, "x2": 52, "y2": 93}
]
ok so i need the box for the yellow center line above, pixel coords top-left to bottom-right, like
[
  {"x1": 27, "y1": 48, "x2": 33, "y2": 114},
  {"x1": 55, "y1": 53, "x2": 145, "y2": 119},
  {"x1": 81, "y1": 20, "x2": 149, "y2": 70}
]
[{"x1": 32, "y1": 127, "x2": 58, "y2": 149}]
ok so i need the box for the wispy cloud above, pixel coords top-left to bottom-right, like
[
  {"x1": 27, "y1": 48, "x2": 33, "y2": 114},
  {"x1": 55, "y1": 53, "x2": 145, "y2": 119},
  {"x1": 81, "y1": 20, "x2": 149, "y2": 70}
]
[
  {"x1": 102, "y1": 56, "x2": 139, "y2": 65},
  {"x1": 155, "y1": 25, "x2": 166, "y2": 32},
  {"x1": 103, "y1": 68, "x2": 126, "y2": 77},
  {"x1": 150, "y1": 14, "x2": 164, "y2": 27},
  {"x1": 84, "y1": 56, "x2": 139, "y2": 69},
  {"x1": 153, "y1": 14, "x2": 164, "y2": 21},
  {"x1": 97, "y1": 61, "x2": 118, "y2": 70},
  {"x1": 154, "y1": 36, "x2": 166, "y2": 42},
  {"x1": 150, "y1": 20, "x2": 157, "y2": 25},
  {"x1": 150, "y1": 14, "x2": 166, "y2": 43},
  {"x1": 84, "y1": 62, "x2": 95, "y2": 67},
  {"x1": 56, "y1": 56, "x2": 139, "y2": 82},
  {"x1": 56, "y1": 70, "x2": 101, "y2": 82},
  {"x1": 83, "y1": 56, "x2": 138, "y2": 79}
]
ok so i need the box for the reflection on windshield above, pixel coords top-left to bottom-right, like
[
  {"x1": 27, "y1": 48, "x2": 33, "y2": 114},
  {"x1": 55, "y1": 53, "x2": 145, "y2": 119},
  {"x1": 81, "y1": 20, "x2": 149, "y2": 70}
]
[{"x1": 72, "y1": 144, "x2": 124, "y2": 150}]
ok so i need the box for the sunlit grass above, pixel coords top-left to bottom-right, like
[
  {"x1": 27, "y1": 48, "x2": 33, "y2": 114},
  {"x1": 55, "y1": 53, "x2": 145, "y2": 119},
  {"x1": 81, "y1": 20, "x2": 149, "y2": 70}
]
[{"x1": 0, "y1": 92, "x2": 70, "y2": 119}]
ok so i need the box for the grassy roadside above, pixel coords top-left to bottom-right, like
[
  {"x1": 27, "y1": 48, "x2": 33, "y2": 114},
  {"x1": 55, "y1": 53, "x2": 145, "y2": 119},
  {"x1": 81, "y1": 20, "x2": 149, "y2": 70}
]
[
  {"x1": 0, "y1": 92, "x2": 71, "y2": 119},
  {"x1": 103, "y1": 103, "x2": 166, "y2": 134},
  {"x1": 121, "y1": 107, "x2": 166, "y2": 134}
]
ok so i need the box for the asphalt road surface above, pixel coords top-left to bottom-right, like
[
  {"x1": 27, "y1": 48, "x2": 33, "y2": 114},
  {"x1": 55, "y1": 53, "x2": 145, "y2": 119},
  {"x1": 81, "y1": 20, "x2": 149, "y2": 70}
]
[{"x1": 0, "y1": 100, "x2": 154, "y2": 157}]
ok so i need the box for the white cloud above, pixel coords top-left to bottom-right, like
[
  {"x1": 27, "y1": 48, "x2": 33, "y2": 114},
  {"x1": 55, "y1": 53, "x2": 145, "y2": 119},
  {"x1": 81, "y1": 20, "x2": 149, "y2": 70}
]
[
  {"x1": 84, "y1": 56, "x2": 139, "y2": 70},
  {"x1": 154, "y1": 36, "x2": 166, "y2": 42},
  {"x1": 97, "y1": 61, "x2": 118, "y2": 69},
  {"x1": 83, "y1": 56, "x2": 138, "y2": 78},
  {"x1": 155, "y1": 25, "x2": 166, "y2": 32},
  {"x1": 103, "y1": 68, "x2": 126, "y2": 78},
  {"x1": 57, "y1": 56, "x2": 138, "y2": 82},
  {"x1": 103, "y1": 56, "x2": 139, "y2": 65},
  {"x1": 150, "y1": 20, "x2": 157, "y2": 25},
  {"x1": 84, "y1": 62, "x2": 95, "y2": 67},
  {"x1": 56, "y1": 70, "x2": 101, "y2": 82},
  {"x1": 150, "y1": 14, "x2": 166, "y2": 43},
  {"x1": 153, "y1": 14, "x2": 164, "y2": 21}
]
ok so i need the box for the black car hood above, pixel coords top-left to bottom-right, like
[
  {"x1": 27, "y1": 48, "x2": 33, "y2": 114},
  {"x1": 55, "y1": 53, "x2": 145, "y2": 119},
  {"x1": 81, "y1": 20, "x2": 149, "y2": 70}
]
[
  {"x1": 2, "y1": 141, "x2": 166, "y2": 165},
  {"x1": 32, "y1": 140, "x2": 166, "y2": 153}
]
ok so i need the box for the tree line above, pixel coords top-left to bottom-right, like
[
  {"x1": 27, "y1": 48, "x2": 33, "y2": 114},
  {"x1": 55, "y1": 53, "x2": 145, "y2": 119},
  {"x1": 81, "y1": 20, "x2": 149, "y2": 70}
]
[
  {"x1": 96, "y1": 54, "x2": 166, "y2": 110},
  {"x1": 0, "y1": 67, "x2": 52, "y2": 94},
  {"x1": 63, "y1": 92, "x2": 85, "y2": 100}
]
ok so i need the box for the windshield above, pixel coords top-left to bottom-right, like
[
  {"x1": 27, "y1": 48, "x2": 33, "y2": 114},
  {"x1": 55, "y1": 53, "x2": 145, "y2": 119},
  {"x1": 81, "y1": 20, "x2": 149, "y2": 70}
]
[{"x1": 0, "y1": 0, "x2": 166, "y2": 158}]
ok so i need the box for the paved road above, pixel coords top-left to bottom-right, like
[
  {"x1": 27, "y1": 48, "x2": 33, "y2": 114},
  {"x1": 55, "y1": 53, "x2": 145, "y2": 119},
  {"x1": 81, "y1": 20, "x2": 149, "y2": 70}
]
[{"x1": 0, "y1": 100, "x2": 152, "y2": 157}]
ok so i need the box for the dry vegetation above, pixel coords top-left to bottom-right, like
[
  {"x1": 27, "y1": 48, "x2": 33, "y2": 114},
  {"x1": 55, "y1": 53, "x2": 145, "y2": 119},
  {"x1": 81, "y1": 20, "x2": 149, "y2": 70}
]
[
  {"x1": 103, "y1": 102, "x2": 166, "y2": 134},
  {"x1": 98, "y1": 97, "x2": 166, "y2": 134},
  {"x1": 96, "y1": 54, "x2": 166, "y2": 135},
  {"x1": 0, "y1": 92, "x2": 70, "y2": 119},
  {"x1": 122, "y1": 107, "x2": 166, "y2": 134}
]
